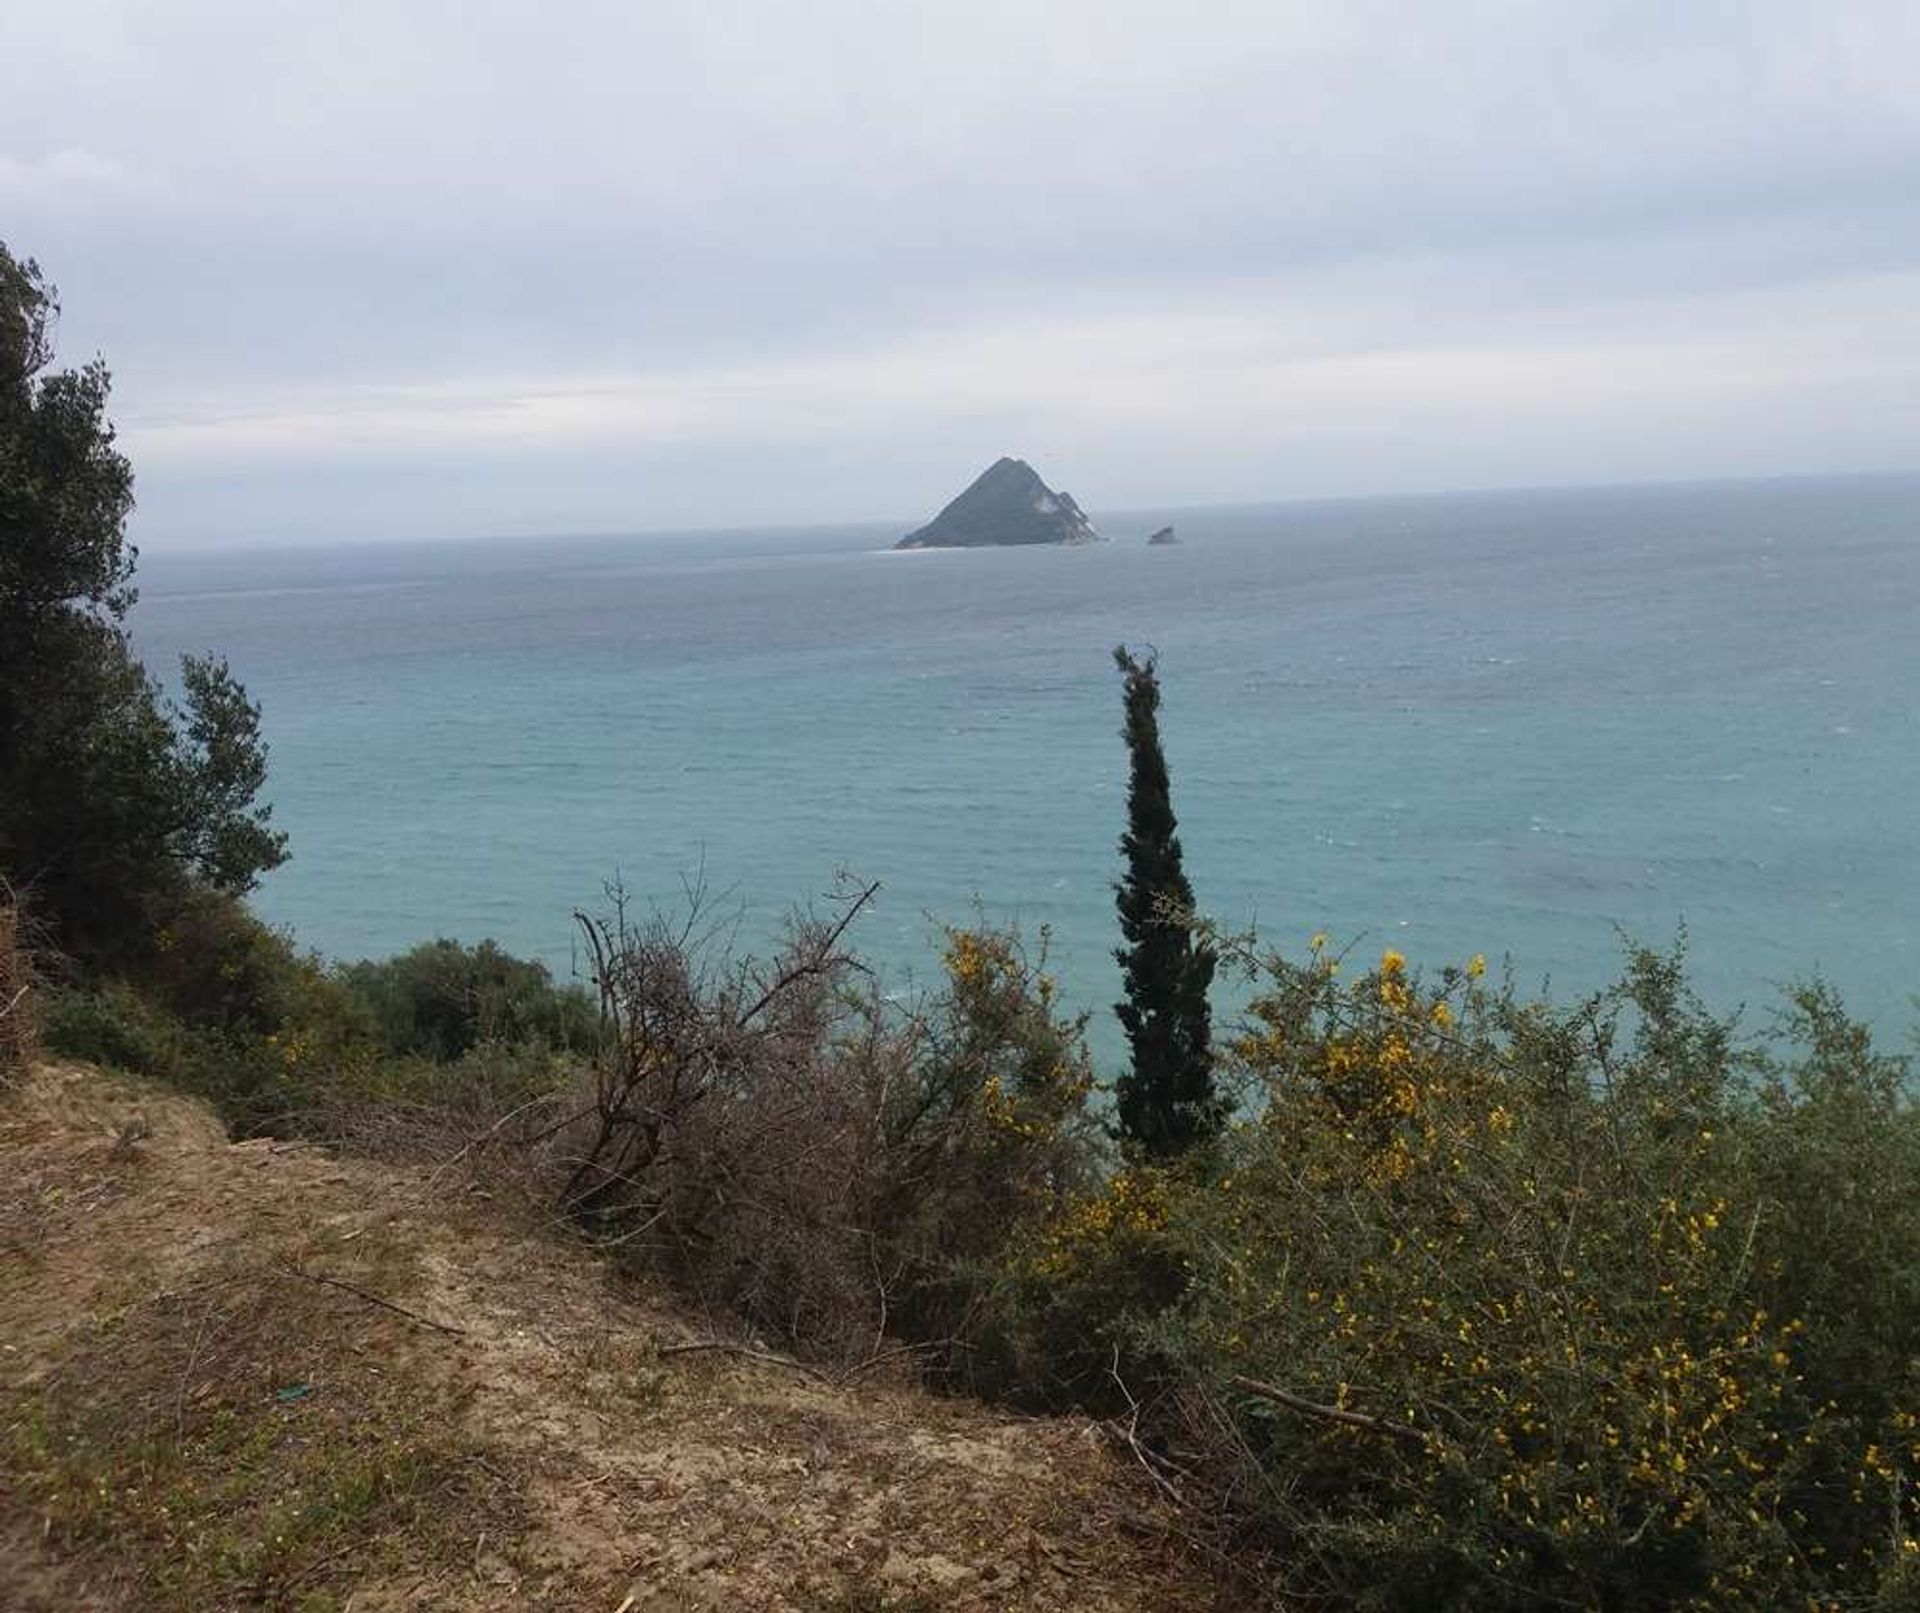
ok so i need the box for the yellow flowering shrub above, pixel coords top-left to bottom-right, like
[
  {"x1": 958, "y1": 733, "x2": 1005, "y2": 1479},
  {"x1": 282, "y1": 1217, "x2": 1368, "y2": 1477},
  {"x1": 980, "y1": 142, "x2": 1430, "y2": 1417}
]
[
  {"x1": 849, "y1": 923, "x2": 1105, "y2": 1366},
  {"x1": 976, "y1": 1161, "x2": 1189, "y2": 1403},
  {"x1": 1097, "y1": 939, "x2": 1919, "y2": 1610},
  {"x1": 936, "y1": 925, "x2": 1095, "y2": 1155}
]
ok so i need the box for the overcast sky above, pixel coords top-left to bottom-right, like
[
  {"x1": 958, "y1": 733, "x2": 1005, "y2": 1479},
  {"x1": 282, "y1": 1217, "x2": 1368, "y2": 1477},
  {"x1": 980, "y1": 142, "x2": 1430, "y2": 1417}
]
[{"x1": 6, "y1": 1, "x2": 1919, "y2": 547}]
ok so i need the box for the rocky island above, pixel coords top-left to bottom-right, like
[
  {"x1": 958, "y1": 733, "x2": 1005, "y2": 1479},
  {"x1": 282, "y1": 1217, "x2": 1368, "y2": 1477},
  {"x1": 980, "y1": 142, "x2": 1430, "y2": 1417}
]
[
  {"x1": 1147, "y1": 525, "x2": 1179, "y2": 546},
  {"x1": 896, "y1": 457, "x2": 1101, "y2": 549}
]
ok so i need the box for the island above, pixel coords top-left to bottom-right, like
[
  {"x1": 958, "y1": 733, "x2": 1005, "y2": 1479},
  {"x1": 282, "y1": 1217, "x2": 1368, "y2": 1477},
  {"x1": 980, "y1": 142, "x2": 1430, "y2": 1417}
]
[
  {"x1": 895, "y1": 457, "x2": 1102, "y2": 549},
  {"x1": 1147, "y1": 525, "x2": 1179, "y2": 546}
]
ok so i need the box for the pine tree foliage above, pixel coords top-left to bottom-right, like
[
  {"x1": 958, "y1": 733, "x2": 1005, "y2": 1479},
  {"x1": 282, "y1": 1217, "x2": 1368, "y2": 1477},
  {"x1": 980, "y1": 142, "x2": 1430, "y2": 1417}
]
[
  {"x1": 1111, "y1": 645, "x2": 1220, "y2": 1157},
  {"x1": 0, "y1": 242, "x2": 286, "y2": 965}
]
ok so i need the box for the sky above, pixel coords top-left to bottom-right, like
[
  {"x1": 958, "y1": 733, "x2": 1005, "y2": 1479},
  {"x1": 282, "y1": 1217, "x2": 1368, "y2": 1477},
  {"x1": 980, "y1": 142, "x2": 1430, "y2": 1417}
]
[{"x1": 5, "y1": 0, "x2": 1919, "y2": 548}]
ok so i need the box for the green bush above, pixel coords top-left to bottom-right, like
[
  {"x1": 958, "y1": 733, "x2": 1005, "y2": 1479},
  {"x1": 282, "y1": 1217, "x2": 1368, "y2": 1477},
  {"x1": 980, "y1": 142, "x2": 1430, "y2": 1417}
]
[
  {"x1": 873, "y1": 925, "x2": 1105, "y2": 1367},
  {"x1": 975, "y1": 1159, "x2": 1188, "y2": 1405},
  {"x1": 138, "y1": 888, "x2": 353, "y2": 1037},
  {"x1": 39, "y1": 979, "x2": 360, "y2": 1137},
  {"x1": 39, "y1": 904, "x2": 605, "y2": 1146},
  {"x1": 1020, "y1": 936, "x2": 1920, "y2": 1610},
  {"x1": 339, "y1": 938, "x2": 600, "y2": 1061},
  {"x1": 41, "y1": 982, "x2": 180, "y2": 1077},
  {"x1": 39, "y1": 893, "x2": 380, "y2": 1133}
]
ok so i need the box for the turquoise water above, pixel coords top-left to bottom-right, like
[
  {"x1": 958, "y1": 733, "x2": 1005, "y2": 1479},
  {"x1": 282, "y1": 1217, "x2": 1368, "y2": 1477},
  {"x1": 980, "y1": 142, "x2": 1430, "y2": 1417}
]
[{"x1": 134, "y1": 476, "x2": 1920, "y2": 1054}]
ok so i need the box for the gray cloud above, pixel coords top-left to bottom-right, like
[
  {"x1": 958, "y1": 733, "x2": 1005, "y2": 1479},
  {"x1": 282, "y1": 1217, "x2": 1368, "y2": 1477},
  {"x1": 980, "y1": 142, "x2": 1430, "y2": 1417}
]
[{"x1": 5, "y1": 0, "x2": 1918, "y2": 544}]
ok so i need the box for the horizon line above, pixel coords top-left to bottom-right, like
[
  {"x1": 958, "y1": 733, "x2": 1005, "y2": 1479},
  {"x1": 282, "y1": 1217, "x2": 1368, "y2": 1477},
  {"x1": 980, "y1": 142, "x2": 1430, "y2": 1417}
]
[{"x1": 140, "y1": 463, "x2": 1920, "y2": 557}]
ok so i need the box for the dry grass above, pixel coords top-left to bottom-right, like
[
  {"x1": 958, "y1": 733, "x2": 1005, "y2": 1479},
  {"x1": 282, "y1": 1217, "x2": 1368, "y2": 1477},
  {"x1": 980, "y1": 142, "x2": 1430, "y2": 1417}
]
[
  {"x1": 5, "y1": 1230, "x2": 512, "y2": 1610},
  {"x1": 0, "y1": 896, "x2": 33, "y2": 1084},
  {"x1": 0, "y1": 1065, "x2": 527, "y2": 1610},
  {"x1": 0, "y1": 1061, "x2": 1223, "y2": 1611}
]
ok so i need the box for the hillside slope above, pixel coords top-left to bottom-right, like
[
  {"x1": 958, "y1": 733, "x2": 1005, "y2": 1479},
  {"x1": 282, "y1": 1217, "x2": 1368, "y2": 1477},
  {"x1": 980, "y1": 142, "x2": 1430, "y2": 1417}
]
[{"x1": 0, "y1": 1063, "x2": 1217, "y2": 1611}]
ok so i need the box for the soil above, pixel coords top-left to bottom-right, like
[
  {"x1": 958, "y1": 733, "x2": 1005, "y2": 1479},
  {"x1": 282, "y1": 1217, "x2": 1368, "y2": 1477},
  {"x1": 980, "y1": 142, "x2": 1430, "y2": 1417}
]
[{"x1": 0, "y1": 1062, "x2": 1221, "y2": 1610}]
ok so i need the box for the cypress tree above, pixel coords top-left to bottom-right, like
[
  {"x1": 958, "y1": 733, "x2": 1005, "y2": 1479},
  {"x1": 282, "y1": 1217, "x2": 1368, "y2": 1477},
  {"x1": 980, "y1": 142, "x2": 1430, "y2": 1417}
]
[{"x1": 1111, "y1": 646, "x2": 1220, "y2": 1157}]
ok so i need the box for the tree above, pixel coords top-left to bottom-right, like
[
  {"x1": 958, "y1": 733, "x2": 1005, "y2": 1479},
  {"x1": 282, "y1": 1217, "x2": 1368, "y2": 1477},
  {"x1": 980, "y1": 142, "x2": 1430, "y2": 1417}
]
[
  {"x1": 0, "y1": 242, "x2": 286, "y2": 965},
  {"x1": 1111, "y1": 645, "x2": 1220, "y2": 1157}
]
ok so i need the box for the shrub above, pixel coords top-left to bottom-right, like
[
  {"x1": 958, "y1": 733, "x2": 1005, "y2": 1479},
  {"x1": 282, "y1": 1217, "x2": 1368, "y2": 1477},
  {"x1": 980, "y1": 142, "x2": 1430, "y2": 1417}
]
[
  {"x1": 40, "y1": 893, "x2": 382, "y2": 1134},
  {"x1": 875, "y1": 924, "x2": 1104, "y2": 1365},
  {"x1": 40, "y1": 982, "x2": 178, "y2": 1078},
  {"x1": 549, "y1": 887, "x2": 1099, "y2": 1365},
  {"x1": 139, "y1": 896, "x2": 381, "y2": 1133},
  {"x1": 309, "y1": 1038, "x2": 589, "y2": 1164},
  {"x1": 339, "y1": 938, "x2": 601, "y2": 1061},
  {"x1": 1060, "y1": 936, "x2": 1920, "y2": 1610},
  {"x1": 978, "y1": 1161, "x2": 1189, "y2": 1406},
  {"x1": 37, "y1": 900, "x2": 607, "y2": 1150},
  {"x1": 132, "y1": 888, "x2": 371, "y2": 1061}
]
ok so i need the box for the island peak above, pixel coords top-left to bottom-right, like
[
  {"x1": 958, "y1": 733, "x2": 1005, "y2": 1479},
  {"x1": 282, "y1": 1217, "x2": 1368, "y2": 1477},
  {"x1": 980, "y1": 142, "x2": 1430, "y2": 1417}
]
[{"x1": 896, "y1": 458, "x2": 1102, "y2": 549}]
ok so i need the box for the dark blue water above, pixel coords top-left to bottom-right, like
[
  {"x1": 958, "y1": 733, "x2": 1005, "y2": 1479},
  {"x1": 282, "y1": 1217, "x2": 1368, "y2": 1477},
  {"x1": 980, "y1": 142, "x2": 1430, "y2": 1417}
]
[{"x1": 134, "y1": 476, "x2": 1920, "y2": 1053}]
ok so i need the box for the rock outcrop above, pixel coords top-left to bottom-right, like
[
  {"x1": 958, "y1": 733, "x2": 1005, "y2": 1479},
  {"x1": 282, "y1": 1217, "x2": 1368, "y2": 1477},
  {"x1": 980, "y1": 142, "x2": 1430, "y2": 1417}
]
[
  {"x1": 896, "y1": 458, "x2": 1101, "y2": 549},
  {"x1": 1146, "y1": 525, "x2": 1179, "y2": 546}
]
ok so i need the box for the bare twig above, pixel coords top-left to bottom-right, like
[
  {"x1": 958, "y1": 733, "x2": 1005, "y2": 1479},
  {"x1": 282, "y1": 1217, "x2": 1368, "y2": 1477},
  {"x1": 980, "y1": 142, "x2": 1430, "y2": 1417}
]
[
  {"x1": 520, "y1": 1096, "x2": 603, "y2": 1149},
  {"x1": 834, "y1": 1338, "x2": 941, "y2": 1385},
  {"x1": 1229, "y1": 1374, "x2": 1428, "y2": 1446},
  {"x1": 657, "y1": 1339, "x2": 831, "y2": 1383},
  {"x1": 173, "y1": 1287, "x2": 225, "y2": 1435},
  {"x1": 275, "y1": 1261, "x2": 466, "y2": 1337},
  {"x1": 426, "y1": 1091, "x2": 569, "y2": 1186},
  {"x1": 738, "y1": 881, "x2": 881, "y2": 1025},
  {"x1": 1107, "y1": 1347, "x2": 1195, "y2": 1509}
]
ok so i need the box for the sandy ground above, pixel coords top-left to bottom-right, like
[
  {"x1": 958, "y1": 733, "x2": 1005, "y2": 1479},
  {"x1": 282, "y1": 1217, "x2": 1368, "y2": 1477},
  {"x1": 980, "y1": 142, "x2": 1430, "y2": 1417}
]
[{"x1": 1, "y1": 1062, "x2": 1221, "y2": 1610}]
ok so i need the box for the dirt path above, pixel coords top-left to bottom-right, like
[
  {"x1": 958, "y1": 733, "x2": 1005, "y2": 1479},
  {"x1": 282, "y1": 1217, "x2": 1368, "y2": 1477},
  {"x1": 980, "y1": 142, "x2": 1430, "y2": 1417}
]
[{"x1": 1, "y1": 1064, "x2": 1219, "y2": 1610}]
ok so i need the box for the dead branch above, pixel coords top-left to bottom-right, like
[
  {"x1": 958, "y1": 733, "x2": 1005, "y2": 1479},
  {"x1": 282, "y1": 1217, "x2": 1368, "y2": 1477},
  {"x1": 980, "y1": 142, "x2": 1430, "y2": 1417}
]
[
  {"x1": 1108, "y1": 1348, "x2": 1196, "y2": 1509},
  {"x1": 275, "y1": 1261, "x2": 466, "y2": 1337},
  {"x1": 739, "y1": 880, "x2": 881, "y2": 1024},
  {"x1": 426, "y1": 1091, "x2": 570, "y2": 1186},
  {"x1": 657, "y1": 1339, "x2": 831, "y2": 1383},
  {"x1": 1229, "y1": 1374, "x2": 1427, "y2": 1445},
  {"x1": 833, "y1": 1338, "x2": 942, "y2": 1385}
]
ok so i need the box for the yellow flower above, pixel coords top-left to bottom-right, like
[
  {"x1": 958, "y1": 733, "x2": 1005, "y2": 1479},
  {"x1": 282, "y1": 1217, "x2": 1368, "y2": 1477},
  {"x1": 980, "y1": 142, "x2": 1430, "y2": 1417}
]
[
  {"x1": 1381, "y1": 949, "x2": 1406, "y2": 975},
  {"x1": 1467, "y1": 954, "x2": 1487, "y2": 980}
]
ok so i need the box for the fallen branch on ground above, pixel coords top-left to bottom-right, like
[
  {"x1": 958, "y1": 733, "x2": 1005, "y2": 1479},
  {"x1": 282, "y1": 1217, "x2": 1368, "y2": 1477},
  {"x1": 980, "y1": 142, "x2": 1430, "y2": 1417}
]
[
  {"x1": 657, "y1": 1339, "x2": 832, "y2": 1383},
  {"x1": 275, "y1": 1260, "x2": 466, "y2": 1337}
]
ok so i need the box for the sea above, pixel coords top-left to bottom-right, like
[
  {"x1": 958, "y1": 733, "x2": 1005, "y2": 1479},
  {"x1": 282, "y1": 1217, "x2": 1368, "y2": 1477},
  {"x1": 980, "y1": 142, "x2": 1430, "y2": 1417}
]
[{"x1": 132, "y1": 475, "x2": 1920, "y2": 1058}]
